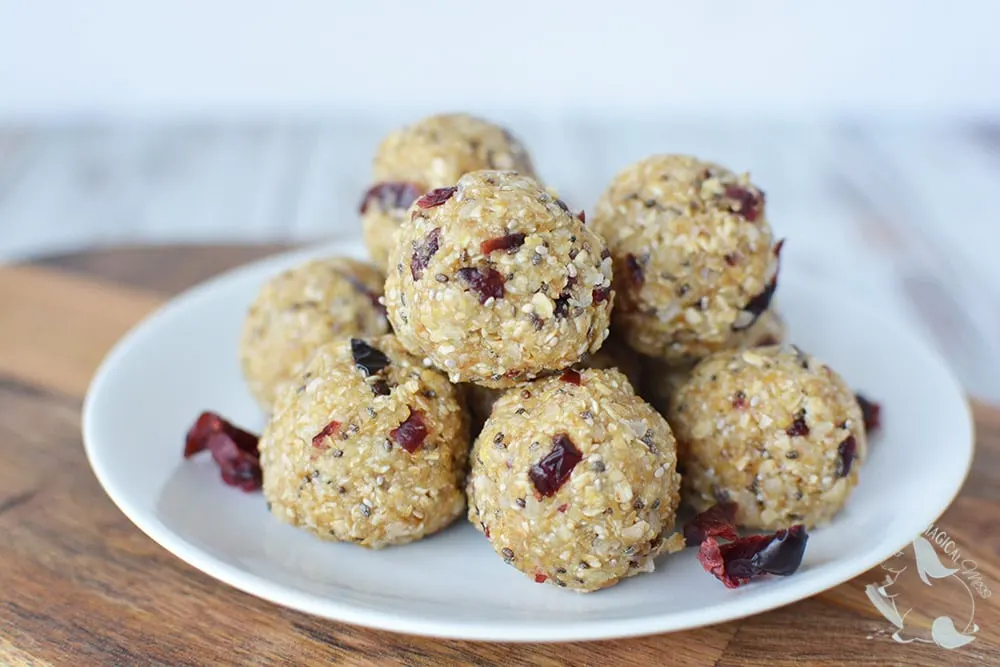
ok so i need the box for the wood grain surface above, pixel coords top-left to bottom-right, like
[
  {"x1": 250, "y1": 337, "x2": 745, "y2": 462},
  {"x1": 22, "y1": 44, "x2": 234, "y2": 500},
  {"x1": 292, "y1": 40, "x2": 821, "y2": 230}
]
[{"x1": 1, "y1": 245, "x2": 998, "y2": 666}]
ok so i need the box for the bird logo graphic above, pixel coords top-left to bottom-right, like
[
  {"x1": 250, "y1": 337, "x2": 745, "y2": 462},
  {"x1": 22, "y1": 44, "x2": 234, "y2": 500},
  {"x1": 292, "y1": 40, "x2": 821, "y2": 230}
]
[{"x1": 865, "y1": 536, "x2": 979, "y2": 649}]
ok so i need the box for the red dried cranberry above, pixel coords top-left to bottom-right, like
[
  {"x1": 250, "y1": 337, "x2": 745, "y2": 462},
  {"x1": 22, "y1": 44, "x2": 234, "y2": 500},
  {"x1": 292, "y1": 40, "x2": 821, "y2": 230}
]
[
  {"x1": 683, "y1": 501, "x2": 738, "y2": 547},
  {"x1": 837, "y1": 435, "x2": 857, "y2": 477},
  {"x1": 856, "y1": 393, "x2": 882, "y2": 434},
  {"x1": 698, "y1": 525, "x2": 808, "y2": 588},
  {"x1": 625, "y1": 254, "x2": 644, "y2": 288},
  {"x1": 184, "y1": 412, "x2": 262, "y2": 492},
  {"x1": 185, "y1": 411, "x2": 259, "y2": 458},
  {"x1": 557, "y1": 503, "x2": 569, "y2": 513},
  {"x1": 577, "y1": 210, "x2": 586, "y2": 223},
  {"x1": 416, "y1": 186, "x2": 457, "y2": 209},
  {"x1": 481, "y1": 232, "x2": 526, "y2": 254},
  {"x1": 724, "y1": 185, "x2": 764, "y2": 222},
  {"x1": 411, "y1": 227, "x2": 442, "y2": 281},
  {"x1": 786, "y1": 411, "x2": 810, "y2": 437},
  {"x1": 312, "y1": 420, "x2": 342, "y2": 449},
  {"x1": 529, "y1": 433, "x2": 583, "y2": 498},
  {"x1": 359, "y1": 181, "x2": 422, "y2": 214},
  {"x1": 351, "y1": 338, "x2": 390, "y2": 376},
  {"x1": 732, "y1": 391, "x2": 747, "y2": 409},
  {"x1": 456, "y1": 267, "x2": 505, "y2": 303},
  {"x1": 390, "y1": 409, "x2": 428, "y2": 453},
  {"x1": 592, "y1": 286, "x2": 612, "y2": 304},
  {"x1": 482, "y1": 524, "x2": 491, "y2": 539},
  {"x1": 534, "y1": 573, "x2": 548, "y2": 584},
  {"x1": 560, "y1": 368, "x2": 582, "y2": 385},
  {"x1": 733, "y1": 240, "x2": 783, "y2": 331},
  {"x1": 206, "y1": 433, "x2": 262, "y2": 492}
]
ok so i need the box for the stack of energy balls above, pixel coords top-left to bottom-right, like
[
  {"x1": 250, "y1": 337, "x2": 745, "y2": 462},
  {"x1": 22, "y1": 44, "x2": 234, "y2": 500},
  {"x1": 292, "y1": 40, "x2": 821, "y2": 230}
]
[{"x1": 239, "y1": 113, "x2": 867, "y2": 592}]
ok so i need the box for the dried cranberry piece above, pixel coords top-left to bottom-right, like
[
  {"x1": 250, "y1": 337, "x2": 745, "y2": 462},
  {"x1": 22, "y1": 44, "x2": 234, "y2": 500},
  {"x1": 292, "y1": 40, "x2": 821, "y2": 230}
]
[
  {"x1": 529, "y1": 433, "x2": 583, "y2": 498},
  {"x1": 724, "y1": 185, "x2": 765, "y2": 222},
  {"x1": 185, "y1": 411, "x2": 259, "y2": 458},
  {"x1": 312, "y1": 420, "x2": 342, "y2": 449},
  {"x1": 481, "y1": 232, "x2": 526, "y2": 254},
  {"x1": 411, "y1": 227, "x2": 442, "y2": 281},
  {"x1": 184, "y1": 412, "x2": 261, "y2": 492},
  {"x1": 557, "y1": 503, "x2": 569, "y2": 513},
  {"x1": 785, "y1": 411, "x2": 810, "y2": 437},
  {"x1": 457, "y1": 267, "x2": 505, "y2": 303},
  {"x1": 856, "y1": 393, "x2": 882, "y2": 434},
  {"x1": 577, "y1": 210, "x2": 586, "y2": 223},
  {"x1": 560, "y1": 368, "x2": 582, "y2": 385},
  {"x1": 837, "y1": 435, "x2": 858, "y2": 477},
  {"x1": 732, "y1": 239, "x2": 784, "y2": 331},
  {"x1": 625, "y1": 254, "x2": 644, "y2": 288},
  {"x1": 592, "y1": 286, "x2": 611, "y2": 304},
  {"x1": 698, "y1": 525, "x2": 808, "y2": 588},
  {"x1": 683, "y1": 501, "x2": 738, "y2": 547},
  {"x1": 207, "y1": 433, "x2": 263, "y2": 492},
  {"x1": 416, "y1": 186, "x2": 457, "y2": 209},
  {"x1": 351, "y1": 338, "x2": 390, "y2": 376},
  {"x1": 534, "y1": 573, "x2": 548, "y2": 584},
  {"x1": 753, "y1": 525, "x2": 809, "y2": 576},
  {"x1": 359, "y1": 181, "x2": 422, "y2": 214},
  {"x1": 390, "y1": 409, "x2": 428, "y2": 453}
]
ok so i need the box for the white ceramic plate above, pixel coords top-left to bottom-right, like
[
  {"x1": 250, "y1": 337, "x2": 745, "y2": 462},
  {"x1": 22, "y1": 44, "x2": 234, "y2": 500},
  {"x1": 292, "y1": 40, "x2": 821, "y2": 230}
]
[{"x1": 83, "y1": 239, "x2": 974, "y2": 642}]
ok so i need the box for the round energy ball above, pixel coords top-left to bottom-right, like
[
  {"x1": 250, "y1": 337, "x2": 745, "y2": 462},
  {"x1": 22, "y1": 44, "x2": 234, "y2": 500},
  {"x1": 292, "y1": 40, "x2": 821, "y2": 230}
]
[
  {"x1": 668, "y1": 345, "x2": 867, "y2": 530},
  {"x1": 259, "y1": 335, "x2": 469, "y2": 548},
  {"x1": 591, "y1": 154, "x2": 780, "y2": 366},
  {"x1": 467, "y1": 369, "x2": 684, "y2": 592},
  {"x1": 361, "y1": 113, "x2": 536, "y2": 270},
  {"x1": 239, "y1": 257, "x2": 389, "y2": 412},
  {"x1": 643, "y1": 307, "x2": 788, "y2": 414},
  {"x1": 385, "y1": 170, "x2": 614, "y2": 388},
  {"x1": 463, "y1": 335, "x2": 643, "y2": 435}
]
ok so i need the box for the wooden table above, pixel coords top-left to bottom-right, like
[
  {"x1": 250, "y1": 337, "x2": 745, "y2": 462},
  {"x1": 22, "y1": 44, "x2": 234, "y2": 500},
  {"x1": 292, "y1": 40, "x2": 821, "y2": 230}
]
[{"x1": 1, "y1": 245, "x2": 998, "y2": 666}]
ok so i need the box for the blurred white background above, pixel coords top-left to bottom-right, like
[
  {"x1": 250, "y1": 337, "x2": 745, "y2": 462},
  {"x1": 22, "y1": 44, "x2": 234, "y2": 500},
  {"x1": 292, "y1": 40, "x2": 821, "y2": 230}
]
[
  {"x1": 1, "y1": 1, "x2": 999, "y2": 120},
  {"x1": 0, "y1": 0, "x2": 998, "y2": 401}
]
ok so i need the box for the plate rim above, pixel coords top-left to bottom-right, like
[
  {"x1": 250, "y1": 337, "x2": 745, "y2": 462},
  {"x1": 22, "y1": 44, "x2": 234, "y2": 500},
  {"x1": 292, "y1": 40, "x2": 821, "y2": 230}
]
[{"x1": 81, "y1": 242, "x2": 976, "y2": 643}]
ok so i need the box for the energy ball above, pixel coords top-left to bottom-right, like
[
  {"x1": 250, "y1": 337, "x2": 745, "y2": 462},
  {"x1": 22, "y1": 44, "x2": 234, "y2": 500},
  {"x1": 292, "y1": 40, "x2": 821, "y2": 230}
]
[
  {"x1": 385, "y1": 170, "x2": 613, "y2": 388},
  {"x1": 643, "y1": 307, "x2": 788, "y2": 414},
  {"x1": 239, "y1": 257, "x2": 389, "y2": 412},
  {"x1": 668, "y1": 345, "x2": 866, "y2": 530},
  {"x1": 591, "y1": 154, "x2": 781, "y2": 366},
  {"x1": 467, "y1": 369, "x2": 684, "y2": 592},
  {"x1": 259, "y1": 335, "x2": 469, "y2": 548},
  {"x1": 361, "y1": 113, "x2": 536, "y2": 270},
  {"x1": 463, "y1": 336, "x2": 643, "y2": 435}
]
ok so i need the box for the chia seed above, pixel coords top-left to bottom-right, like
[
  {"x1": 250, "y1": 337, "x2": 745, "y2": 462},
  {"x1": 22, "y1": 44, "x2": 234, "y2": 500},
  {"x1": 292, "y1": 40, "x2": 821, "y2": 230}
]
[
  {"x1": 515, "y1": 497, "x2": 526, "y2": 508},
  {"x1": 501, "y1": 547, "x2": 515, "y2": 562},
  {"x1": 331, "y1": 449, "x2": 344, "y2": 458}
]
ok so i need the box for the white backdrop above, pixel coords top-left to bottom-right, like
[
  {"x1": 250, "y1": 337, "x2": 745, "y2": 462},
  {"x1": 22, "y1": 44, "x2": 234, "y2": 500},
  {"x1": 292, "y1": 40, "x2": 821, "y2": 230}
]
[{"x1": 0, "y1": 0, "x2": 998, "y2": 121}]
